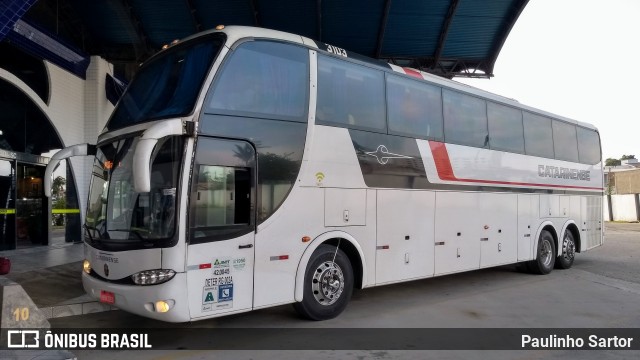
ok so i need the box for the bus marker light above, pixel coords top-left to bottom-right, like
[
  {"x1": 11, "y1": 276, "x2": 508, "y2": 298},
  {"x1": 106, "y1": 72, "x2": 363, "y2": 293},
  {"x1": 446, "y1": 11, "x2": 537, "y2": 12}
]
[
  {"x1": 83, "y1": 260, "x2": 91, "y2": 274},
  {"x1": 302, "y1": 236, "x2": 311, "y2": 243},
  {"x1": 215, "y1": 25, "x2": 225, "y2": 30},
  {"x1": 155, "y1": 301, "x2": 170, "y2": 313},
  {"x1": 270, "y1": 255, "x2": 289, "y2": 261},
  {"x1": 199, "y1": 263, "x2": 211, "y2": 269},
  {"x1": 376, "y1": 245, "x2": 390, "y2": 250}
]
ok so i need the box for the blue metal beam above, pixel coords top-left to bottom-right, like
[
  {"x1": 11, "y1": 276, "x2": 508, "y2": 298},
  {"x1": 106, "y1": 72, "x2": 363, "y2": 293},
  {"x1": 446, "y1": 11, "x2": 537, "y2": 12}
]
[
  {"x1": 6, "y1": 18, "x2": 90, "y2": 78},
  {"x1": 0, "y1": 0, "x2": 37, "y2": 41}
]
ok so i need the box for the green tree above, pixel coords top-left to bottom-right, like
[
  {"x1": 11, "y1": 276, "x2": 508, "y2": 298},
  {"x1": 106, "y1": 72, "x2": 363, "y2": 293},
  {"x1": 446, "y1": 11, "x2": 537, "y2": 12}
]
[
  {"x1": 605, "y1": 158, "x2": 621, "y2": 166},
  {"x1": 52, "y1": 176, "x2": 66, "y2": 199},
  {"x1": 52, "y1": 197, "x2": 66, "y2": 226},
  {"x1": 620, "y1": 154, "x2": 636, "y2": 160}
]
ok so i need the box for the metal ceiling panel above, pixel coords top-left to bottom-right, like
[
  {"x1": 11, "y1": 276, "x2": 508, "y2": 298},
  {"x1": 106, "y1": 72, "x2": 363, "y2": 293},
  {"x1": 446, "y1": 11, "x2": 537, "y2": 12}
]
[
  {"x1": 192, "y1": 0, "x2": 254, "y2": 30},
  {"x1": 16, "y1": 0, "x2": 529, "y2": 79},
  {"x1": 131, "y1": 0, "x2": 195, "y2": 46},
  {"x1": 381, "y1": 0, "x2": 450, "y2": 57},
  {"x1": 257, "y1": 0, "x2": 317, "y2": 40},
  {"x1": 69, "y1": 0, "x2": 138, "y2": 45},
  {"x1": 320, "y1": 0, "x2": 386, "y2": 56}
]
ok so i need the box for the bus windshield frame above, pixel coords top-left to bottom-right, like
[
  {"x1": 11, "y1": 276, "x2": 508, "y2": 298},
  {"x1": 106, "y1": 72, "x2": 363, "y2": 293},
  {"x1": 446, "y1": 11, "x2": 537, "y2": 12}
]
[
  {"x1": 84, "y1": 135, "x2": 185, "y2": 251},
  {"x1": 106, "y1": 33, "x2": 225, "y2": 131}
]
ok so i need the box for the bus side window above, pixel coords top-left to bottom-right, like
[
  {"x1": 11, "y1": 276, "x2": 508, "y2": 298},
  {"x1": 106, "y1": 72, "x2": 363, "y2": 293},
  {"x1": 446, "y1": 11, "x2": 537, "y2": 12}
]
[
  {"x1": 552, "y1": 120, "x2": 579, "y2": 163},
  {"x1": 386, "y1": 74, "x2": 443, "y2": 140},
  {"x1": 577, "y1": 127, "x2": 601, "y2": 165},
  {"x1": 206, "y1": 41, "x2": 309, "y2": 122},
  {"x1": 523, "y1": 112, "x2": 554, "y2": 159},
  {"x1": 443, "y1": 89, "x2": 488, "y2": 148},
  {"x1": 487, "y1": 102, "x2": 524, "y2": 153},
  {"x1": 316, "y1": 55, "x2": 386, "y2": 132},
  {"x1": 191, "y1": 165, "x2": 252, "y2": 243}
]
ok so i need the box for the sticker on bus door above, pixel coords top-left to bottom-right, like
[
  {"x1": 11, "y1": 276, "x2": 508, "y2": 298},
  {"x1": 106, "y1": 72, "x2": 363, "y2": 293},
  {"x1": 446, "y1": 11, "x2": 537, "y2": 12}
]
[{"x1": 201, "y1": 257, "x2": 234, "y2": 311}]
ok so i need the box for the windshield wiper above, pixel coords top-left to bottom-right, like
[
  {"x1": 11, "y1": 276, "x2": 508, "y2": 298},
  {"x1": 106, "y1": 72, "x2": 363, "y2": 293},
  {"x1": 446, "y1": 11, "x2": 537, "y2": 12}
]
[
  {"x1": 108, "y1": 228, "x2": 157, "y2": 247},
  {"x1": 109, "y1": 228, "x2": 145, "y2": 240},
  {"x1": 83, "y1": 224, "x2": 95, "y2": 242}
]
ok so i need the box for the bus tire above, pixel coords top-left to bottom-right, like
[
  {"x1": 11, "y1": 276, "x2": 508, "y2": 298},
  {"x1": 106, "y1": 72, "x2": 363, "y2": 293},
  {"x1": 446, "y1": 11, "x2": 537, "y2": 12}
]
[
  {"x1": 555, "y1": 230, "x2": 576, "y2": 269},
  {"x1": 293, "y1": 244, "x2": 353, "y2": 321},
  {"x1": 528, "y1": 230, "x2": 556, "y2": 275}
]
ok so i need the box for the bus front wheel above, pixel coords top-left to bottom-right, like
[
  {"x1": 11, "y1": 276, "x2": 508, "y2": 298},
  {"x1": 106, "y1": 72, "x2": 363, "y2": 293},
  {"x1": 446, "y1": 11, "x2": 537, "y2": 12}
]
[
  {"x1": 528, "y1": 230, "x2": 556, "y2": 275},
  {"x1": 293, "y1": 244, "x2": 353, "y2": 321}
]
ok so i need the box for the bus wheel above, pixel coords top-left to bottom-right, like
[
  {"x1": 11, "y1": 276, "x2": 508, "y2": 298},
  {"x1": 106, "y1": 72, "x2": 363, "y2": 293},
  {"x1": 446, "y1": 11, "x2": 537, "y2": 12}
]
[
  {"x1": 555, "y1": 230, "x2": 576, "y2": 269},
  {"x1": 528, "y1": 230, "x2": 556, "y2": 275},
  {"x1": 293, "y1": 244, "x2": 353, "y2": 321}
]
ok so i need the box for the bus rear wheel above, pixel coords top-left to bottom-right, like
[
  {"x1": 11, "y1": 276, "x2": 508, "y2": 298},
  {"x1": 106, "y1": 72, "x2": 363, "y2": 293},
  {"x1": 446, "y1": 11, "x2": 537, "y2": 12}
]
[
  {"x1": 293, "y1": 244, "x2": 353, "y2": 321},
  {"x1": 528, "y1": 230, "x2": 556, "y2": 275},
  {"x1": 555, "y1": 230, "x2": 576, "y2": 269}
]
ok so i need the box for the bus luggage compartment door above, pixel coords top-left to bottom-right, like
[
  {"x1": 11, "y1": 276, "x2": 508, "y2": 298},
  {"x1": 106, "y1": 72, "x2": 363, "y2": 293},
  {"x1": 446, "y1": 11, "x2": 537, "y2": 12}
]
[{"x1": 434, "y1": 192, "x2": 481, "y2": 275}]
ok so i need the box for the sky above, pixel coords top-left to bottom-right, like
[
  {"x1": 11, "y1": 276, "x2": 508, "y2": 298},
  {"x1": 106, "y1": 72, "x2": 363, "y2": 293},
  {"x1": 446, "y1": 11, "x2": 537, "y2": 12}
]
[{"x1": 456, "y1": 0, "x2": 640, "y2": 161}]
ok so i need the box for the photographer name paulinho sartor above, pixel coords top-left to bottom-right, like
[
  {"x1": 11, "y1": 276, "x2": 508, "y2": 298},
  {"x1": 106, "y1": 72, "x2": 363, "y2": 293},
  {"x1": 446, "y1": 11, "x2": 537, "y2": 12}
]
[{"x1": 522, "y1": 334, "x2": 634, "y2": 349}]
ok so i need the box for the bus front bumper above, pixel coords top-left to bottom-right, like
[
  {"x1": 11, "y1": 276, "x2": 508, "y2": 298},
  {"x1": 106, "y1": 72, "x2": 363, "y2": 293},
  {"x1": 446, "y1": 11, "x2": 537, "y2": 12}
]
[{"x1": 82, "y1": 271, "x2": 191, "y2": 323}]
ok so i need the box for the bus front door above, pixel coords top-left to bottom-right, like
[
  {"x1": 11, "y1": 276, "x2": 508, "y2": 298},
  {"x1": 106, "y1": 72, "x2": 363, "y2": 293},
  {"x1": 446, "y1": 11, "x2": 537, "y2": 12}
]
[{"x1": 186, "y1": 137, "x2": 256, "y2": 319}]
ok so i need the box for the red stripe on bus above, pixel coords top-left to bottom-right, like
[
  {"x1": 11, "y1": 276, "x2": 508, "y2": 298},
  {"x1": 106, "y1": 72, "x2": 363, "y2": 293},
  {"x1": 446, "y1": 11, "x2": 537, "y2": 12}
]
[
  {"x1": 429, "y1": 141, "x2": 457, "y2": 181},
  {"x1": 402, "y1": 68, "x2": 423, "y2": 79},
  {"x1": 428, "y1": 141, "x2": 603, "y2": 191}
]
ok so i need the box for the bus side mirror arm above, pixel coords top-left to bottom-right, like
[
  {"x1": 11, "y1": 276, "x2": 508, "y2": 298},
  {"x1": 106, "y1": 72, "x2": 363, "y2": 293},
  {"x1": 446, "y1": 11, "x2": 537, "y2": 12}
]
[
  {"x1": 44, "y1": 144, "x2": 96, "y2": 197},
  {"x1": 133, "y1": 119, "x2": 196, "y2": 193}
]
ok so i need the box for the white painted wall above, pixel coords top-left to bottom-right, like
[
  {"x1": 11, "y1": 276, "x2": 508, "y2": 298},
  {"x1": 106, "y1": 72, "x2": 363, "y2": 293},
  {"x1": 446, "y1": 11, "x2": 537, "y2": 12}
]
[
  {"x1": 1, "y1": 56, "x2": 115, "y2": 227},
  {"x1": 609, "y1": 195, "x2": 639, "y2": 222}
]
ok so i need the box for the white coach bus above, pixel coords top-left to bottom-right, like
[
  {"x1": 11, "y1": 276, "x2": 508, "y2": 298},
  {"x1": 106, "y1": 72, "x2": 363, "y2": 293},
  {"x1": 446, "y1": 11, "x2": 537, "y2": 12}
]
[{"x1": 46, "y1": 26, "x2": 603, "y2": 322}]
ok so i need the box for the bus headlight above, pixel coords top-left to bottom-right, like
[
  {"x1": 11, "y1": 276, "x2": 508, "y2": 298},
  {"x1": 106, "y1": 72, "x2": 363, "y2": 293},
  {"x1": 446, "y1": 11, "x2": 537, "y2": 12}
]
[{"x1": 131, "y1": 269, "x2": 176, "y2": 285}]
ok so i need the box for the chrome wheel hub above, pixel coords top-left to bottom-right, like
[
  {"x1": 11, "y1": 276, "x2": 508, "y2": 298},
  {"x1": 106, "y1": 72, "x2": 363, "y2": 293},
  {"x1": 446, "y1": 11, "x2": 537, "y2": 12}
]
[
  {"x1": 312, "y1": 261, "x2": 345, "y2": 306},
  {"x1": 562, "y1": 234, "x2": 575, "y2": 261},
  {"x1": 540, "y1": 239, "x2": 553, "y2": 267}
]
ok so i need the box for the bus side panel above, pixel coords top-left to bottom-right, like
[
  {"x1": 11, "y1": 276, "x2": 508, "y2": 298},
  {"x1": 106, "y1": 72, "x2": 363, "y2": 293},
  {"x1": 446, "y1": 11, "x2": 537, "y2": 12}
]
[
  {"x1": 253, "y1": 186, "x2": 324, "y2": 308},
  {"x1": 253, "y1": 186, "x2": 378, "y2": 308},
  {"x1": 517, "y1": 194, "x2": 538, "y2": 261},
  {"x1": 479, "y1": 193, "x2": 518, "y2": 268},
  {"x1": 434, "y1": 191, "x2": 481, "y2": 275},
  {"x1": 585, "y1": 195, "x2": 603, "y2": 250},
  {"x1": 375, "y1": 190, "x2": 435, "y2": 285},
  {"x1": 570, "y1": 195, "x2": 582, "y2": 240}
]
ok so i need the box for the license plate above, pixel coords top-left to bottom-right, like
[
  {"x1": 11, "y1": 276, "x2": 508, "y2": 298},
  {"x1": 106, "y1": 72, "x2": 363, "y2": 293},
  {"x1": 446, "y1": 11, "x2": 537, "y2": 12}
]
[{"x1": 100, "y1": 290, "x2": 115, "y2": 304}]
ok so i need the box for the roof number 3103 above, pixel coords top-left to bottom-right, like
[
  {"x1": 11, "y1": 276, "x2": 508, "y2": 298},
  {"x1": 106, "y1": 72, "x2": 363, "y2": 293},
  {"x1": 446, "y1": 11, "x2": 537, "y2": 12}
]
[{"x1": 326, "y1": 44, "x2": 347, "y2": 57}]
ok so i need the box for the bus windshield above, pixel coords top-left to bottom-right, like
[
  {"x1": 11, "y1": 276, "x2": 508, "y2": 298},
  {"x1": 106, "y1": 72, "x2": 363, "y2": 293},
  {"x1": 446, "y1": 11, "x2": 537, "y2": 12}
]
[
  {"x1": 85, "y1": 136, "x2": 184, "y2": 249},
  {"x1": 106, "y1": 34, "x2": 224, "y2": 131}
]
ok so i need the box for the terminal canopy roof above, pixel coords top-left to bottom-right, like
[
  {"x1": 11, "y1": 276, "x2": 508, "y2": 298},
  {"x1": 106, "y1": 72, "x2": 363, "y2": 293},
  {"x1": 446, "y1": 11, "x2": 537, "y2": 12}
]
[{"x1": 23, "y1": 0, "x2": 528, "y2": 79}]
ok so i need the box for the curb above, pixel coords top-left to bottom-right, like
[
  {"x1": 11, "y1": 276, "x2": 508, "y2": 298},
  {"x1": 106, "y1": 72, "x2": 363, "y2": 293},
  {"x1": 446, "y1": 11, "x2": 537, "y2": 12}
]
[{"x1": 40, "y1": 301, "x2": 117, "y2": 319}]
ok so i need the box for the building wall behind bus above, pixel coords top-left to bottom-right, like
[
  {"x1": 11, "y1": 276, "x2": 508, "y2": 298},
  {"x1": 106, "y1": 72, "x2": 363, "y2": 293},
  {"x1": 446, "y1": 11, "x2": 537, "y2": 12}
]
[
  {"x1": 607, "y1": 169, "x2": 640, "y2": 195},
  {"x1": 0, "y1": 55, "x2": 115, "y2": 226}
]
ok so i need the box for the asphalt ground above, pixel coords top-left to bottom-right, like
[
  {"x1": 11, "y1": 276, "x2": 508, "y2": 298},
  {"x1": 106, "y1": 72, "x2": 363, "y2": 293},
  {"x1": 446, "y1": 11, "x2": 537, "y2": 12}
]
[
  {"x1": 5, "y1": 261, "x2": 84, "y2": 307},
  {"x1": 3, "y1": 222, "x2": 639, "y2": 359}
]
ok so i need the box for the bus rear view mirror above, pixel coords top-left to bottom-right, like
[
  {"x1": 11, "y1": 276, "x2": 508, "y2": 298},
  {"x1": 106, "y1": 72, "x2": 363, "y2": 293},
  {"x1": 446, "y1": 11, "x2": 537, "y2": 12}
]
[
  {"x1": 132, "y1": 119, "x2": 194, "y2": 193},
  {"x1": 44, "y1": 143, "x2": 96, "y2": 197}
]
